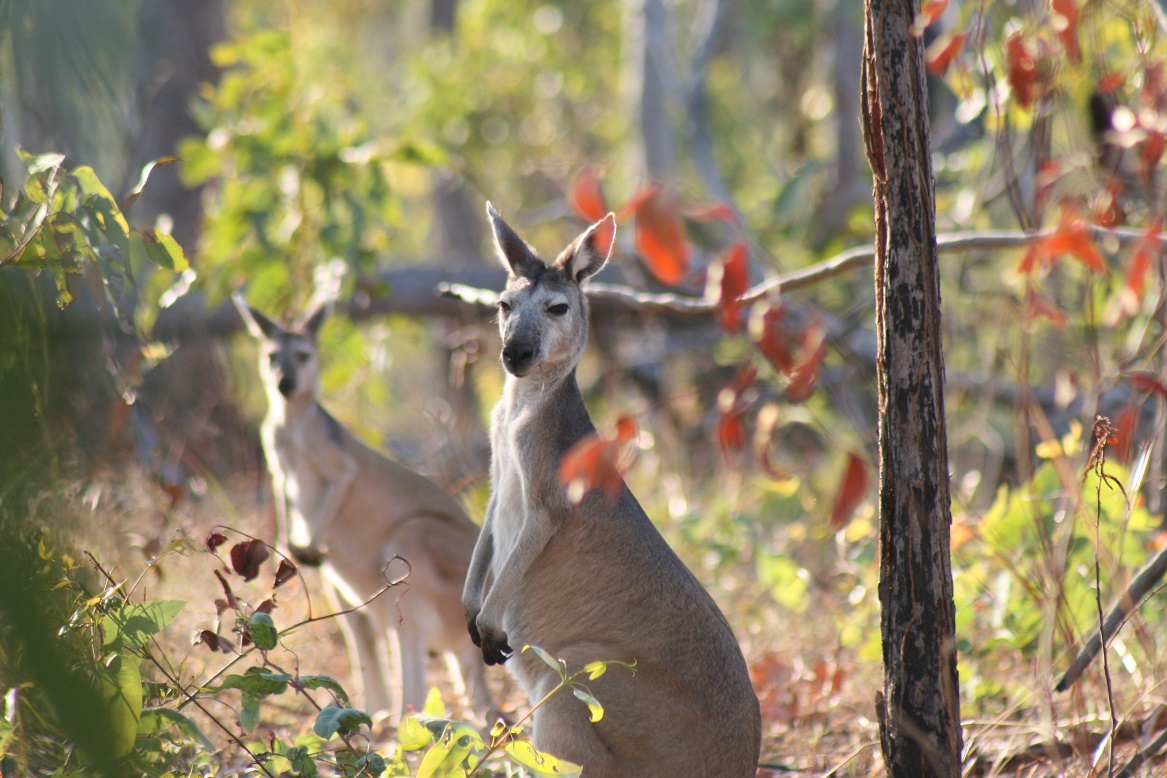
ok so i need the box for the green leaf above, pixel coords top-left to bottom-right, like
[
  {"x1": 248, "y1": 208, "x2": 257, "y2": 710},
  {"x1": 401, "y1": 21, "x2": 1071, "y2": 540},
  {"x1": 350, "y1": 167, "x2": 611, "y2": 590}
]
[
  {"x1": 503, "y1": 740, "x2": 582, "y2": 777},
  {"x1": 249, "y1": 612, "x2": 278, "y2": 651},
  {"x1": 356, "y1": 752, "x2": 387, "y2": 776},
  {"x1": 523, "y1": 645, "x2": 564, "y2": 675},
  {"x1": 100, "y1": 655, "x2": 143, "y2": 759},
  {"x1": 102, "y1": 600, "x2": 186, "y2": 651},
  {"x1": 136, "y1": 706, "x2": 214, "y2": 750},
  {"x1": 571, "y1": 687, "x2": 604, "y2": 722},
  {"x1": 142, "y1": 228, "x2": 189, "y2": 272},
  {"x1": 207, "y1": 666, "x2": 291, "y2": 696},
  {"x1": 416, "y1": 731, "x2": 457, "y2": 778},
  {"x1": 397, "y1": 714, "x2": 435, "y2": 751},
  {"x1": 241, "y1": 692, "x2": 260, "y2": 732},
  {"x1": 299, "y1": 674, "x2": 351, "y2": 707},
  {"x1": 123, "y1": 156, "x2": 180, "y2": 210},
  {"x1": 21, "y1": 151, "x2": 66, "y2": 175},
  {"x1": 312, "y1": 705, "x2": 372, "y2": 739}
]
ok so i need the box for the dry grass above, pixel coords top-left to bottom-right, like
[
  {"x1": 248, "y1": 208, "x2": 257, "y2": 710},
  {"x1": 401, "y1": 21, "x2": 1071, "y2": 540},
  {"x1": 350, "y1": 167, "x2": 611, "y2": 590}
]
[{"x1": 39, "y1": 463, "x2": 1167, "y2": 777}]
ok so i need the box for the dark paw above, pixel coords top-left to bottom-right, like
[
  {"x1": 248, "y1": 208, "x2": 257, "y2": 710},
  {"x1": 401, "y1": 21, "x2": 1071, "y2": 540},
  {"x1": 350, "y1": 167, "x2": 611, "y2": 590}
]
[
  {"x1": 479, "y1": 626, "x2": 513, "y2": 666},
  {"x1": 289, "y1": 544, "x2": 326, "y2": 567}
]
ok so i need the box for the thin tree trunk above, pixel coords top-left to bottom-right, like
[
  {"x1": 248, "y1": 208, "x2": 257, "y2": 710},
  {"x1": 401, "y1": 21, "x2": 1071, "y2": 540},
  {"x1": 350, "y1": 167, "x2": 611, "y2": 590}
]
[{"x1": 861, "y1": 1, "x2": 962, "y2": 775}]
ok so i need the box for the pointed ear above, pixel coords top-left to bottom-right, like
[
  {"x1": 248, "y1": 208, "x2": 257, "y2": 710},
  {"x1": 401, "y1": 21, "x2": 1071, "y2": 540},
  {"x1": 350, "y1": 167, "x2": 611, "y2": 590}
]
[
  {"x1": 555, "y1": 213, "x2": 616, "y2": 283},
  {"x1": 232, "y1": 293, "x2": 281, "y2": 340},
  {"x1": 487, "y1": 202, "x2": 545, "y2": 278},
  {"x1": 298, "y1": 300, "x2": 331, "y2": 340}
]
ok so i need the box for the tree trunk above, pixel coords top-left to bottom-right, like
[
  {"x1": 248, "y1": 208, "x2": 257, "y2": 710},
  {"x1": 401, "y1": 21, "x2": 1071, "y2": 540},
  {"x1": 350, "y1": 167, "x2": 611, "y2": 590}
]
[{"x1": 860, "y1": 1, "x2": 962, "y2": 776}]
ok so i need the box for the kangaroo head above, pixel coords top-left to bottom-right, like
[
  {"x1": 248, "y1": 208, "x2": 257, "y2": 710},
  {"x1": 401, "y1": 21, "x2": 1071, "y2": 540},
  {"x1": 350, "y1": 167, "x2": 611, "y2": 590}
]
[
  {"x1": 487, "y1": 202, "x2": 616, "y2": 380},
  {"x1": 233, "y1": 294, "x2": 328, "y2": 403}
]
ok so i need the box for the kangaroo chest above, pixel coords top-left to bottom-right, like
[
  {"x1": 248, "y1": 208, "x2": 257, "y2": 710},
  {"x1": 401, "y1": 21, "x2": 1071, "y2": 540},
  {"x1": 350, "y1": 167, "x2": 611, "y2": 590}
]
[
  {"x1": 489, "y1": 398, "x2": 555, "y2": 572},
  {"x1": 263, "y1": 409, "x2": 330, "y2": 545}
]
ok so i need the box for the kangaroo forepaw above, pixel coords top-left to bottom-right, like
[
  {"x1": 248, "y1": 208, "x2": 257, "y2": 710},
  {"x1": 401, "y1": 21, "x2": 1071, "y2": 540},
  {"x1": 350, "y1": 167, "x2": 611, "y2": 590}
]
[
  {"x1": 289, "y1": 544, "x2": 326, "y2": 567},
  {"x1": 466, "y1": 613, "x2": 483, "y2": 648},
  {"x1": 478, "y1": 626, "x2": 513, "y2": 665}
]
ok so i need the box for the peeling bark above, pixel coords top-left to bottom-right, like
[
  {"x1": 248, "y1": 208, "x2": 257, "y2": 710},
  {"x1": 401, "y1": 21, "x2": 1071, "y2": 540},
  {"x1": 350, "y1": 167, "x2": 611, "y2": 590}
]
[{"x1": 861, "y1": 1, "x2": 962, "y2": 776}]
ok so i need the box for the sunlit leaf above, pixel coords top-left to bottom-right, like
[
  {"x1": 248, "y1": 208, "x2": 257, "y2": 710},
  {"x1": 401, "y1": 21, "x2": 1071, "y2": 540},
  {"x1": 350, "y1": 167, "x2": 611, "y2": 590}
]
[
  {"x1": 398, "y1": 715, "x2": 436, "y2": 751},
  {"x1": 503, "y1": 740, "x2": 583, "y2": 777},
  {"x1": 749, "y1": 302, "x2": 795, "y2": 374},
  {"x1": 558, "y1": 416, "x2": 637, "y2": 504},
  {"x1": 925, "y1": 31, "x2": 966, "y2": 76},
  {"x1": 1051, "y1": 0, "x2": 1081, "y2": 64},
  {"x1": 102, "y1": 600, "x2": 186, "y2": 651},
  {"x1": 248, "y1": 612, "x2": 278, "y2": 651},
  {"x1": 571, "y1": 687, "x2": 604, "y2": 722},
  {"x1": 911, "y1": 0, "x2": 948, "y2": 37},
  {"x1": 137, "y1": 706, "x2": 214, "y2": 751},
  {"x1": 631, "y1": 185, "x2": 689, "y2": 286},
  {"x1": 569, "y1": 168, "x2": 608, "y2": 222},
  {"x1": 706, "y1": 242, "x2": 750, "y2": 332},
  {"x1": 122, "y1": 156, "x2": 180, "y2": 210}
]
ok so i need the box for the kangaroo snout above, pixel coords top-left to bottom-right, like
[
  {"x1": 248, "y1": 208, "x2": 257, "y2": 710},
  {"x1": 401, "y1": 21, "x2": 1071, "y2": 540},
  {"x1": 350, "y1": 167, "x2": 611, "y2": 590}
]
[
  {"x1": 277, "y1": 373, "x2": 297, "y2": 397},
  {"x1": 501, "y1": 339, "x2": 536, "y2": 376}
]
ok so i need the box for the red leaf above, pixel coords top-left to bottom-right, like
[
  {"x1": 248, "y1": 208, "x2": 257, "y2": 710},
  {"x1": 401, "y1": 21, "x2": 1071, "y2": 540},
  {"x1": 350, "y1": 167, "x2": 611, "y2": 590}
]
[
  {"x1": 1051, "y1": 0, "x2": 1081, "y2": 63},
  {"x1": 786, "y1": 321, "x2": 827, "y2": 403},
  {"x1": 570, "y1": 168, "x2": 609, "y2": 222},
  {"x1": 1140, "y1": 131, "x2": 1165, "y2": 174},
  {"x1": 1110, "y1": 403, "x2": 1141, "y2": 462},
  {"x1": 1006, "y1": 33, "x2": 1042, "y2": 108},
  {"x1": 229, "y1": 539, "x2": 270, "y2": 582},
  {"x1": 256, "y1": 597, "x2": 276, "y2": 614},
  {"x1": 750, "y1": 303, "x2": 795, "y2": 374},
  {"x1": 558, "y1": 416, "x2": 638, "y2": 504},
  {"x1": 708, "y1": 242, "x2": 750, "y2": 332},
  {"x1": 214, "y1": 569, "x2": 239, "y2": 611},
  {"x1": 193, "y1": 629, "x2": 232, "y2": 653},
  {"x1": 717, "y1": 366, "x2": 757, "y2": 455},
  {"x1": 1128, "y1": 372, "x2": 1167, "y2": 399},
  {"x1": 1019, "y1": 204, "x2": 1106, "y2": 274},
  {"x1": 829, "y1": 453, "x2": 868, "y2": 530},
  {"x1": 1126, "y1": 218, "x2": 1163, "y2": 300},
  {"x1": 632, "y1": 186, "x2": 690, "y2": 286},
  {"x1": 206, "y1": 531, "x2": 227, "y2": 552},
  {"x1": 274, "y1": 559, "x2": 297, "y2": 588},
  {"x1": 1097, "y1": 72, "x2": 1125, "y2": 93},
  {"x1": 912, "y1": 0, "x2": 948, "y2": 37},
  {"x1": 1024, "y1": 289, "x2": 1068, "y2": 327},
  {"x1": 925, "y1": 31, "x2": 966, "y2": 76}
]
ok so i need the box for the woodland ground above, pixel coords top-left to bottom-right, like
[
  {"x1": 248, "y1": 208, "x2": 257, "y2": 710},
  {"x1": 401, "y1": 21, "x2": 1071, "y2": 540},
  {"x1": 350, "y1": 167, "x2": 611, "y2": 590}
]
[{"x1": 60, "y1": 458, "x2": 1167, "y2": 778}]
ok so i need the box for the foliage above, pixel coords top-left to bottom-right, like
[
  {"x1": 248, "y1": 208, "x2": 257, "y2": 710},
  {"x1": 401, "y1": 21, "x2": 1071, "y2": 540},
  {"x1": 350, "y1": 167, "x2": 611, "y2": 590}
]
[
  {"x1": 0, "y1": 151, "x2": 189, "y2": 334},
  {"x1": 0, "y1": 521, "x2": 627, "y2": 778}
]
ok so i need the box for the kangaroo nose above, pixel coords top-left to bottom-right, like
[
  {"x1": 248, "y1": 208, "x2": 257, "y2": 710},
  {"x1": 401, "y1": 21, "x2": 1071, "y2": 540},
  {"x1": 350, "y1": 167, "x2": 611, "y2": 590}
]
[
  {"x1": 502, "y1": 343, "x2": 535, "y2": 375},
  {"x1": 278, "y1": 376, "x2": 296, "y2": 397}
]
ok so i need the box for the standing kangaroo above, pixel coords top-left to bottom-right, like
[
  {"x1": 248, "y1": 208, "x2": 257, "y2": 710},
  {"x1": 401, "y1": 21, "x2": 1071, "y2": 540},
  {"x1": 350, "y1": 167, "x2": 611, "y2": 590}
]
[
  {"x1": 233, "y1": 296, "x2": 492, "y2": 722},
  {"x1": 462, "y1": 205, "x2": 761, "y2": 777}
]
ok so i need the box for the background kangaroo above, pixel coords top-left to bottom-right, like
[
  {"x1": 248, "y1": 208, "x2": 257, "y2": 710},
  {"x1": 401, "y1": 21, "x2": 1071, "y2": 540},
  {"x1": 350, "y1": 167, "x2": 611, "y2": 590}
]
[
  {"x1": 234, "y1": 296, "x2": 492, "y2": 722},
  {"x1": 462, "y1": 204, "x2": 761, "y2": 777}
]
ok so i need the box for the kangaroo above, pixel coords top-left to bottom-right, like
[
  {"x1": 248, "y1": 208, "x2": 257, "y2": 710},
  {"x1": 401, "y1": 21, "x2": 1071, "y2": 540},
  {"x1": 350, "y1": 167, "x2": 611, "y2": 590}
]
[
  {"x1": 233, "y1": 295, "x2": 492, "y2": 722},
  {"x1": 461, "y1": 204, "x2": 761, "y2": 777}
]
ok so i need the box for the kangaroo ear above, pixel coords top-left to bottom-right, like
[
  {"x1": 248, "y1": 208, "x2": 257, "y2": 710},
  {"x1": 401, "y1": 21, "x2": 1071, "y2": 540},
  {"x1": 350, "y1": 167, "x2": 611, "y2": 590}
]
[
  {"x1": 233, "y1": 293, "x2": 281, "y2": 340},
  {"x1": 298, "y1": 300, "x2": 331, "y2": 340},
  {"x1": 487, "y1": 202, "x2": 545, "y2": 279},
  {"x1": 556, "y1": 212, "x2": 616, "y2": 283}
]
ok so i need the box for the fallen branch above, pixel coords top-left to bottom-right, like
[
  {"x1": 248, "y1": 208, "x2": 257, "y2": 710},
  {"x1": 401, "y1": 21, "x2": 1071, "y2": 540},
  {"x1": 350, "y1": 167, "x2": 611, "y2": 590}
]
[{"x1": 1055, "y1": 541, "x2": 1167, "y2": 692}]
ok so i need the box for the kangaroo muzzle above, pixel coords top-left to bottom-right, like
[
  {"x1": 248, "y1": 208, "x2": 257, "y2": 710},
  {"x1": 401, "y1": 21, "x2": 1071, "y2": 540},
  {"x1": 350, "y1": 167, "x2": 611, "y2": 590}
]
[{"x1": 501, "y1": 336, "x2": 537, "y2": 377}]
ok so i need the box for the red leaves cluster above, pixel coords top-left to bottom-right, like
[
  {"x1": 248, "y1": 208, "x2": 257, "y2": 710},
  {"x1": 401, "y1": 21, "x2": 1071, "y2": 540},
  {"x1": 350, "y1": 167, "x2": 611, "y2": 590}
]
[
  {"x1": 1006, "y1": 32, "x2": 1049, "y2": 109},
  {"x1": 568, "y1": 169, "x2": 736, "y2": 289},
  {"x1": 751, "y1": 650, "x2": 848, "y2": 729},
  {"x1": 559, "y1": 415, "x2": 639, "y2": 505},
  {"x1": 1018, "y1": 204, "x2": 1106, "y2": 275},
  {"x1": 748, "y1": 303, "x2": 827, "y2": 403}
]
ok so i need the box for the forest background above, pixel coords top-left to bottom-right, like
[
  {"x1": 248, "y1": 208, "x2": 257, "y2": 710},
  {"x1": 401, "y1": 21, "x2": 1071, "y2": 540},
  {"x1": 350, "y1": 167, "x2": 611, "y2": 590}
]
[{"x1": 2, "y1": 0, "x2": 1167, "y2": 775}]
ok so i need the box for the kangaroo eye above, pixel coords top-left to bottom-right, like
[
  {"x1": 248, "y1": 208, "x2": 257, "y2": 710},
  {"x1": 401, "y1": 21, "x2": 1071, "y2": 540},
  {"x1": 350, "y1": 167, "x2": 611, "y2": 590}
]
[
  {"x1": 497, "y1": 300, "x2": 512, "y2": 314},
  {"x1": 296, "y1": 351, "x2": 311, "y2": 364},
  {"x1": 547, "y1": 304, "x2": 569, "y2": 316}
]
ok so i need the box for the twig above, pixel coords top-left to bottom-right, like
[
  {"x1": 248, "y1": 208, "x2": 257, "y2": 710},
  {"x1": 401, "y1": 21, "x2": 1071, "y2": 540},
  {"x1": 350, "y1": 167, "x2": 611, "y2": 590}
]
[
  {"x1": 443, "y1": 227, "x2": 1167, "y2": 314},
  {"x1": 1115, "y1": 725, "x2": 1167, "y2": 778}
]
